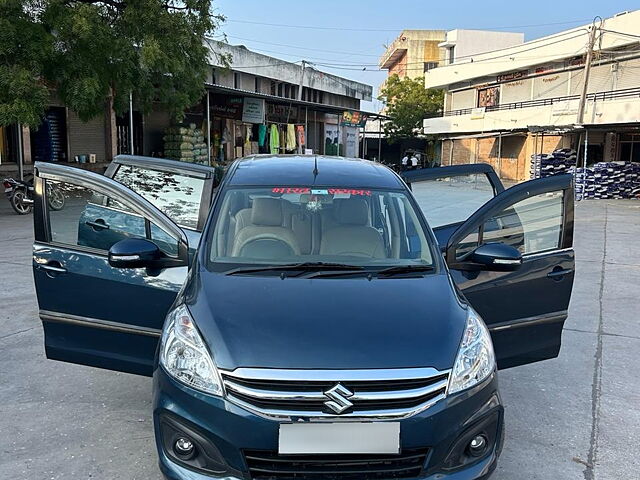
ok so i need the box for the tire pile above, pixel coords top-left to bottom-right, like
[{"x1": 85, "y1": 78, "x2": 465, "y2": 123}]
[
  {"x1": 571, "y1": 162, "x2": 640, "y2": 199},
  {"x1": 530, "y1": 149, "x2": 577, "y2": 178},
  {"x1": 163, "y1": 124, "x2": 209, "y2": 164}
]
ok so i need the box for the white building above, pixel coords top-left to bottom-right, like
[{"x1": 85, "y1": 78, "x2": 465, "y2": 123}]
[
  {"x1": 438, "y1": 29, "x2": 524, "y2": 66},
  {"x1": 423, "y1": 10, "x2": 640, "y2": 181}
]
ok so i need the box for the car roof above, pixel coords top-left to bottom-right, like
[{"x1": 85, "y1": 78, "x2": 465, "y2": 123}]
[
  {"x1": 113, "y1": 155, "x2": 215, "y2": 177},
  {"x1": 227, "y1": 155, "x2": 405, "y2": 189}
]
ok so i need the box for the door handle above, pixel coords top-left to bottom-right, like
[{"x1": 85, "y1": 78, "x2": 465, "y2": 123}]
[
  {"x1": 547, "y1": 267, "x2": 573, "y2": 279},
  {"x1": 38, "y1": 263, "x2": 67, "y2": 275},
  {"x1": 85, "y1": 220, "x2": 110, "y2": 230}
]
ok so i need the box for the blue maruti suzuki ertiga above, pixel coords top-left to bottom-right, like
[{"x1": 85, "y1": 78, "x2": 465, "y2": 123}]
[{"x1": 32, "y1": 155, "x2": 575, "y2": 480}]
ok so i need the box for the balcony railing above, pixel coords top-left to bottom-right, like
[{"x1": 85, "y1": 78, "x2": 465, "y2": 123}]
[{"x1": 436, "y1": 86, "x2": 640, "y2": 118}]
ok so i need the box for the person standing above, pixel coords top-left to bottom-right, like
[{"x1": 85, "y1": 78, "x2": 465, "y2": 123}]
[
  {"x1": 410, "y1": 153, "x2": 419, "y2": 170},
  {"x1": 401, "y1": 153, "x2": 409, "y2": 171}
]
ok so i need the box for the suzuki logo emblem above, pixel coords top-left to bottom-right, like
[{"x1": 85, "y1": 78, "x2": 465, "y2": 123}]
[{"x1": 323, "y1": 383, "x2": 354, "y2": 414}]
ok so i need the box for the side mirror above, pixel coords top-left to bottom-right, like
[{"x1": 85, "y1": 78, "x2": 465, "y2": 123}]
[
  {"x1": 469, "y1": 242, "x2": 522, "y2": 271},
  {"x1": 109, "y1": 238, "x2": 161, "y2": 268}
]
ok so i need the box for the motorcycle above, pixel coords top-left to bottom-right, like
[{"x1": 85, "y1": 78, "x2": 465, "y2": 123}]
[{"x1": 3, "y1": 174, "x2": 66, "y2": 215}]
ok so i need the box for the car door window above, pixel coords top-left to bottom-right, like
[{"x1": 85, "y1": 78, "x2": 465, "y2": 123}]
[
  {"x1": 411, "y1": 173, "x2": 495, "y2": 228},
  {"x1": 482, "y1": 191, "x2": 563, "y2": 255},
  {"x1": 112, "y1": 164, "x2": 205, "y2": 230},
  {"x1": 451, "y1": 190, "x2": 565, "y2": 260},
  {"x1": 48, "y1": 179, "x2": 179, "y2": 256}
]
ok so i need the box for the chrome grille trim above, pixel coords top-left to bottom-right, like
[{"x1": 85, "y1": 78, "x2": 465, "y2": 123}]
[{"x1": 220, "y1": 367, "x2": 450, "y2": 420}]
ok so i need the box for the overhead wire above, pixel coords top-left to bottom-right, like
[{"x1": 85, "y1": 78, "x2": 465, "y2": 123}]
[
  {"x1": 224, "y1": 18, "x2": 592, "y2": 33},
  {"x1": 224, "y1": 34, "x2": 380, "y2": 57}
]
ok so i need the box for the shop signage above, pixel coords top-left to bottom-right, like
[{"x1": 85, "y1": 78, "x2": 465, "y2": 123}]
[
  {"x1": 340, "y1": 111, "x2": 368, "y2": 127},
  {"x1": 210, "y1": 94, "x2": 243, "y2": 120},
  {"x1": 497, "y1": 70, "x2": 528, "y2": 83},
  {"x1": 242, "y1": 97, "x2": 265, "y2": 124},
  {"x1": 267, "y1": 103, "x2": 298, "y2": 121},
  {"x1": 604, "y1": 132, "x2": 619, "y2": 163},
  {"x1": 470, "y1": 107, "x2": 486, "y2": 119},
  {"x1": 324, "y1": 124, "x2": 340, "y2": 155},
  {"x1": 343, "y1": 126, "x2": 358, "y2": 157},
  {"x1": 477, "y1": 87, "x2": 499, "y2": 108}
]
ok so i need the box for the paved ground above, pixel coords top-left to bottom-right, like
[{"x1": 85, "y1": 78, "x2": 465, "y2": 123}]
[{"x1": 1, "y1": 198, "x2": 639, "y2": 479}]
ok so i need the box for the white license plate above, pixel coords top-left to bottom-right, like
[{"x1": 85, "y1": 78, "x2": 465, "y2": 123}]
[
  {"x1": 4, "y1": 187, "x2": 12, "y2": 193},
  {"x1": 278, "y1": 422, "x2": 400, "y2": 455}
]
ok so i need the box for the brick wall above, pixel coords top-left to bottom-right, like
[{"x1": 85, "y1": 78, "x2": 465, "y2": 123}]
[{"x1": 441, "y1": 133, "x2": 574, "y2": 182}]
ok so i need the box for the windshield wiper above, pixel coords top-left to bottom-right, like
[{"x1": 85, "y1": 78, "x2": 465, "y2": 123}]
[
  {"x1": 224, "y1": 262, "x2": 365, "y2": 276},
  {"x1": 376, "y1": 264, "x2": 435, "y2": 277}
]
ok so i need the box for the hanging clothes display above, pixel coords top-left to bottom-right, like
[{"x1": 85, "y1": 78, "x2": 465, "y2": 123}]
[
  {"x1": 269, "y1": 124, "x2": 280, "y2": 154},
  {"x1": 296, "y1": 125, "x2": 306, "y2": 153},
  {"x1": 258, "y1": 124, "x2": 267, "y2": 147},
  {"x1": 244, "y1": 128, "x2": 251, "y2": 153},
  {"x1": 286, "y1": 124, "x2": 296, "y2": 152}
]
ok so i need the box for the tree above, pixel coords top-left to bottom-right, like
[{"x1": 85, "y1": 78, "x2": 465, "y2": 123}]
[
  {"x1": 378, "y1": 74, "x2": 443, "y2": 142},
  {"x1": 0, "y1": 0, "x2": 224, "y2": 127}
]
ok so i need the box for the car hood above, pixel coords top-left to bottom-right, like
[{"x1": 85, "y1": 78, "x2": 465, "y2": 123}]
[{"x1": 187, "y1": 270, "x2": 468, "y2": 372}]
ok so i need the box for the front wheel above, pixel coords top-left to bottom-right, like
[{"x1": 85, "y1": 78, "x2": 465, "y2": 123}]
[
  {"x1": 10, "y1": 190, "x2": 32, "y2": 215},
  {"x1": 47, "y1": 187, "x2": 66, "y2": 211}
]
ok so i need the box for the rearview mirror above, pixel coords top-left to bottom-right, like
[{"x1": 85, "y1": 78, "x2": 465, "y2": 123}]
[
  {"x1": 109, "y1": 238, "x2": 161, "y2": 268},
  {"x1": 470, "y1": 242, "x2": 522, "y2": 271}
]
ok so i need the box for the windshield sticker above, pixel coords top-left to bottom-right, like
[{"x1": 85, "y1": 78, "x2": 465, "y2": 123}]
[
  {"x1": 272, "y1": 187, "x2": 310, "y2": 194},
  {"x1": 272, "y1": 187, "x2": 371, "y2": 196}
]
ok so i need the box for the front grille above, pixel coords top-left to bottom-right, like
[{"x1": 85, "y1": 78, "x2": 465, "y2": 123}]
[
  {"x1": 221, "y1": 368, "x2": 449, "y2": 419},
  {"x1": 244, "y1": 448, "x2": 429, "y2": 480}
]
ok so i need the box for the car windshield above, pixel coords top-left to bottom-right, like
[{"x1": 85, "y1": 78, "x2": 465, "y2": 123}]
[{"x1": 207, "y1": 186, "x2": 435, "y2": 271}]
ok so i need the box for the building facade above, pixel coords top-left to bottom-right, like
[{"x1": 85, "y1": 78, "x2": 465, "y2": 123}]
[
  {"x1": 438, "y1": 29, "x2": 524, "y2": 66},
  {"x1": 0, "y1": 41, "x2": 373, "y2": 177},
  {"x1": 423, "y1": 10, "x2": 640, "y2": 181},
  {"x1": 379, "y1": 30, "x2": 446, "y2": 82}
]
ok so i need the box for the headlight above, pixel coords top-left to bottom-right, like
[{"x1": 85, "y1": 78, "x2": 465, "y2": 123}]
[
  {"x1": 159, "y1": 304, "x2": 223, "y2": 396},
  {"x1": 448, "y1": 308, "x2": 496, "y2": 395}
]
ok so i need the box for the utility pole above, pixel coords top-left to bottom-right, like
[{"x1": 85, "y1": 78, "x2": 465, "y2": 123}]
[
  {"x1": 576, "y1": 20, "x2": 600, "y2": 125},
  {"x1": 297, "y1": 60, "x2": 307, "y2": 101},
  {"x1": 129, "y1": 91, "x2": 135, "y2": 155}
]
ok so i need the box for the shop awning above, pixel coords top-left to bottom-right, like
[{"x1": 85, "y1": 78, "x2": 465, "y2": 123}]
[{"x1": 204, "y1": 83, "x2": 388, "y2": 120}]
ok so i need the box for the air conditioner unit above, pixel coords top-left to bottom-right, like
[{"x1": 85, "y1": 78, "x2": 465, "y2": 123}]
[{"x1": 611, "y1": 63, "x2": 619, "y2": 72}]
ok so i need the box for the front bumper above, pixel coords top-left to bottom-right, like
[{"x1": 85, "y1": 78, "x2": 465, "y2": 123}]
[{"x1": 153, "y1": 367, "x2": 504, "y2": 480}]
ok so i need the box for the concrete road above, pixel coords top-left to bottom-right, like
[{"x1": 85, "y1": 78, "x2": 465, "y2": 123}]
[{"x1": 1, "y1": 199, "x2": 639, "y2": 479}]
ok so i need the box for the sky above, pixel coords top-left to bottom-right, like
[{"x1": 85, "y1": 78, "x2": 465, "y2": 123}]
[{"x1": 213, "y1": 1, "x2": 638, "y2": 111}]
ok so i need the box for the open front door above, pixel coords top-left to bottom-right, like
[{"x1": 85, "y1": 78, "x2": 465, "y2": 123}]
[
  {"x1": 402, "y1": 164, "x2": 505, "y2": 246},
  {"x1": 444, "y1": 174, "x2": 575, "y2": 369},
  {"x1": 32, "y1": 163, "x2": 190, "y2": 376}
]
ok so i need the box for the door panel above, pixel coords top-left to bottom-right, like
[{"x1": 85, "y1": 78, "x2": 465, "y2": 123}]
[
  {"x1": 402, "y1": 164, "x2": 504, "y2": 245},
  {"x1": 445, "y1": 174, "x2": 575, "y2": 369},
  {"x1": 33, "y1": 162, "x2": 191, "y2": 376}
]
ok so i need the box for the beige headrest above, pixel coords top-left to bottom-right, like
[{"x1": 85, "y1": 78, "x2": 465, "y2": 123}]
[
  {"x1": 336, "y1": 198, "x2": 369, "y2": 226},
  {"x1": 251, "y1": 198, "x2": 283, "y2": 226}
]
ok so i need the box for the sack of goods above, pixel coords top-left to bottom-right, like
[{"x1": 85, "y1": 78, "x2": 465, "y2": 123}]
[
  {"x1": 163, "y1": 124, "x2": 209, "y2": 164},
  {"x1": 530, "y1": 149, "x2": 577, "y2": 178},
  {"x1": 571, "y1": 162, "x2": 640, "y2": 200}
]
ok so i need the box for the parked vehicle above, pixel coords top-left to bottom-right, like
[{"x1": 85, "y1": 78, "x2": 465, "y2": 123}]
[
  {"x1": 3, "y1": 174, "x2": 65, "y2": 214},
  {"x1": 31, "y1": 156, "x2": 575, "y2": 480}
]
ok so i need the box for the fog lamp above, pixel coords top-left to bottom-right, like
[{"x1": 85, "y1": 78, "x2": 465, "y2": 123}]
[
  {"x1": 468, "y1": 434, "x2": 488, "y2": 457},
  {"x1": 174, "y1": 437, "x2": 196, "y2": 458}
]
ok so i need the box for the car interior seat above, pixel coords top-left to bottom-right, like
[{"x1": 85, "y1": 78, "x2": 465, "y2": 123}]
[
  {"x1": 320, "y1": 198, "x2": 386, "y2": 258},
  {"x1": 232, "y1": 197, "x2": 300, "y2": 259}
]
